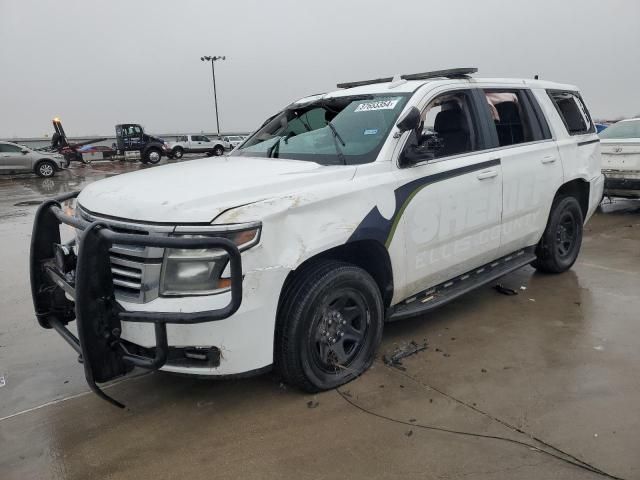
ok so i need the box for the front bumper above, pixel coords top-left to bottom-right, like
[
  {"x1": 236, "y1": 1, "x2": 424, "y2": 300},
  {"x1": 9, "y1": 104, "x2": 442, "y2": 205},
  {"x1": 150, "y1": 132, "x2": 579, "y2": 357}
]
[{"x1": 30, "y1": 192, "x2": 243, "y2": 407}]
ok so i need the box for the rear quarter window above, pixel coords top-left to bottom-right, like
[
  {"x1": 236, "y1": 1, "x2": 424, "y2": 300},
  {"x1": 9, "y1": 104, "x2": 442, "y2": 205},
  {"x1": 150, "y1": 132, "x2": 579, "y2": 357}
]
[{"x1": 547, "y1": 90, "x2": 595, "y2": 136}]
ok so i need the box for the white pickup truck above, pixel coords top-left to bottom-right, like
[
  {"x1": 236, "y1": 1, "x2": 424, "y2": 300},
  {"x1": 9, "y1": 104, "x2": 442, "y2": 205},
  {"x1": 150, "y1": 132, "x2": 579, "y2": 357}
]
[
  {"x1": 30, "y1": 68, "x2": 604, "y2": 407},
  {"x1": 168, "y1": 134, "x2": 230, "y2": 159}
]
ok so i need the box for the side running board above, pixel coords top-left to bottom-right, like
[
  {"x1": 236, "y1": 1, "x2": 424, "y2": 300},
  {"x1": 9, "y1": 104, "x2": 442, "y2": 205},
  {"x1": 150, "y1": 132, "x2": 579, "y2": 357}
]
[{"x1": 388, "y1": 248, "x2": 536, "y2": 322}]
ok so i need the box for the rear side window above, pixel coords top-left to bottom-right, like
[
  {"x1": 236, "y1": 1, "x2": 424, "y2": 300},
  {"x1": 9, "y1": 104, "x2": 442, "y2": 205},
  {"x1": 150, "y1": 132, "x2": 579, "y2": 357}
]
[
  {"x1": 547, "y1": 90, "x2": 595, "y2": 135},
  {"x1": 482, "y1": 89, "x2": 545, "y2": 147}
]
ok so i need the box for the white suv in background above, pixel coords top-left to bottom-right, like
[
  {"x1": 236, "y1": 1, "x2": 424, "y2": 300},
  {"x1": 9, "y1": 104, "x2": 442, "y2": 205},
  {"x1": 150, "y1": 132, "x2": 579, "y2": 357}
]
[
  {"x1": 224, "y1": 135, "x2": 247, "y2": 149},
  {"x1": 31, "y1": 68, "x2": 603, "y2": 407}
]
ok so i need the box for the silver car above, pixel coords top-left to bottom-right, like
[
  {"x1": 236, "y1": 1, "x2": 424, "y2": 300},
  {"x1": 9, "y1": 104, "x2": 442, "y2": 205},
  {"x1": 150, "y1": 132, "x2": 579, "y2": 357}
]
[{"x1": 0, "y1": 141, "x2": 66, "y2": 177}]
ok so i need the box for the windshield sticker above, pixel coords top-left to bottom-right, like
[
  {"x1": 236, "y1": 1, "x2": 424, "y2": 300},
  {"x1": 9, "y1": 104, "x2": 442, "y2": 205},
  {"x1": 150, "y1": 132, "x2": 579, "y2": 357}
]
[
  {"x1": 364, "y1": 129, "x2": 379, "y2": 135},
  {"x1": 354, "y1": 98, "x2": 400, "y2": 112}
]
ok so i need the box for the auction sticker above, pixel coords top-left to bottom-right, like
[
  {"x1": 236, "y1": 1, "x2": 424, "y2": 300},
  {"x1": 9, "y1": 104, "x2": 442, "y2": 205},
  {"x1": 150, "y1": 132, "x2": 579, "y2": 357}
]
[{"x1": 354, "y1": 98, "x2": 400, "y2": 112}]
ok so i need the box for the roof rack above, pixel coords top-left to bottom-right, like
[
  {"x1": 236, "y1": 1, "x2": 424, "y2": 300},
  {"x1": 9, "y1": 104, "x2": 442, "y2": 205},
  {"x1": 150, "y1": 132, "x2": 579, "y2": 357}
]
[{"x1": 337, "y1": 67, "x2": 477, "y2": 89}]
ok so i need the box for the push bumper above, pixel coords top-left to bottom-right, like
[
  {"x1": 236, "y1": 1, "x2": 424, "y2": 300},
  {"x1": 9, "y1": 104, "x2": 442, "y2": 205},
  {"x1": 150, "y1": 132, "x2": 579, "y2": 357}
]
[{"x1": 29, "y1": 191, "x2": 243, "y2": 408}]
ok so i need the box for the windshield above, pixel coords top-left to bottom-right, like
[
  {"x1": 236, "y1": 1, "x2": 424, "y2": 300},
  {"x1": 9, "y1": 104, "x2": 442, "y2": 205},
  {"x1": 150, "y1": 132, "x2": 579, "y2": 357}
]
[
  {"x1": 232, "y1": 94, "x2": 410, "y2": 165},
  {"x1": 599, "y1": 120, "x2": 640, "y2": 139}
]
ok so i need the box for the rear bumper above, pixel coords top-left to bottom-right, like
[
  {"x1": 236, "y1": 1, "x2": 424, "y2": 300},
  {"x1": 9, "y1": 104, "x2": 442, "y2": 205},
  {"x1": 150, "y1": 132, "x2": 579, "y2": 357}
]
[
  {"x1": 604, "y1": 170, "x2": 640, "y2": 198},
  {"x1": 30, "y1": 192, "x2": 244, "y2": 407}
]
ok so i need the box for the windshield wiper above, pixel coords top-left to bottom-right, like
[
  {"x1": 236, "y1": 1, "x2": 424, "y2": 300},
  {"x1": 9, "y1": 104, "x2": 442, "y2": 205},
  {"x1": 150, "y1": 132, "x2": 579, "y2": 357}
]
[{"x1": 326, "y1": 121, "x2": 347, "y2": 165}]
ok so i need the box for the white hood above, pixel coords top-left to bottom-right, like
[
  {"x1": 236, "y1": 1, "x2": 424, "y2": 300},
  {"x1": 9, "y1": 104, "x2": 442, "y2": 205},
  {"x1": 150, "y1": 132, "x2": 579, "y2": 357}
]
[{"x1": 77, "y1": 157, "x2": 355, "y2": 223}]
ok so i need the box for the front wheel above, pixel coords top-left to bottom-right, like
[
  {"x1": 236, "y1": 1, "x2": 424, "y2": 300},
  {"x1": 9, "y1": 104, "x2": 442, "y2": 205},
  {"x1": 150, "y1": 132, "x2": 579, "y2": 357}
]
[
  {"x1": 213, "y1": 145, "x2": 224, "y2": 156},
  {"x1": 275, "y1": 260, "x2": 384, "y2": 392},
  {"x1": 172, "y1": 147, "x2": 184, "y2": 159},
  {"x1": 143, "y1": 148, "x2": 162, "y2": 164},
  {"x1": 532, "y1": 195, "x2": 584, "y2": 273},
  {"x1": 35, "y1": 160, "x2": 56, "y2": 178}
]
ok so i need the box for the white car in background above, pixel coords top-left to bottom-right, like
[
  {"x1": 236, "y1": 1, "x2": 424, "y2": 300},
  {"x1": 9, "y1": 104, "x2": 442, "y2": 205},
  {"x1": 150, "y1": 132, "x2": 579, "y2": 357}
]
[
  {"x1": 600, "y1": 118, "x2": 640, "y2": 198},
  {"x1": 223, "y1": 135, "x2": 247, "y2": 149},
  {"x1": 0, "y1": 141, "x2": 66, "y2": 177},
  {"x1": 168, "y1": 134, "x2": 230, "y2": 159}
]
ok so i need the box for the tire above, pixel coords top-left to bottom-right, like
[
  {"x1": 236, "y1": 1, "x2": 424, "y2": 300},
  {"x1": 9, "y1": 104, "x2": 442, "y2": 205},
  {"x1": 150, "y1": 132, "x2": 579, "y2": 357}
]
[
  {"x1": 80, "y1": 154, "x2": 92, "y2": 165},
  {"x1": 532, "y1": 195, "x2": 584, "y2": 273},
  {"x1": 172, "y1": 147, "x2": 184, "y2": 159},
  {"x1": 143, "y1": 148, "x2": 162, "y2": 164},
  {"x1": 275, "y1": 260, "x2": 384, "y2": 392},
  {"x1": 35, "y1": 160, "x2": 56, "y2": 178},
  {"x1": 213, "y1": 145, "x2": 224, "y2": 156},
  {"x1": 205, "y1": 151, "x2": 214, "y2": 157}
]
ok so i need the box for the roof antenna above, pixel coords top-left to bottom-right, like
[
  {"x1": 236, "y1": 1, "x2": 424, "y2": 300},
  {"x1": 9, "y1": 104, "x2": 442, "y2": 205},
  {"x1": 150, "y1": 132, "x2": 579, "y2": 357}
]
[
  {"x1": 388, "y1": 74, "x2": 407, "y2": 89},
  {"x1": 534, "y1": 74, "x2": 539, "y2": 80}
]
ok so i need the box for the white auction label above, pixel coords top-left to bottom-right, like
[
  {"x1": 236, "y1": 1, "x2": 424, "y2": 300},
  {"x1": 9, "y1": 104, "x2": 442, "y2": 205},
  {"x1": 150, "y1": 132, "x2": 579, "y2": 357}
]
[{"x1": 354, "y1": 98, "x2": 400, "y2": 112}]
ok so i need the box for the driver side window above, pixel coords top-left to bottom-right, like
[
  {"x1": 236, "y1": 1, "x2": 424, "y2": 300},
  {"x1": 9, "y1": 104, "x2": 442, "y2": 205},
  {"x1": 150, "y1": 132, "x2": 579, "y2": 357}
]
[{"x1": 403, "y1": 90, "x2": 480, "y2": 164}]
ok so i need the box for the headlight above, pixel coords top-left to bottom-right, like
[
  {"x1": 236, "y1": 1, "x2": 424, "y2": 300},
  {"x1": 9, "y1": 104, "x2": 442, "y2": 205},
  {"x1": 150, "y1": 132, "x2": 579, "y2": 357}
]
[{"x1": 160, "y1": 225, "x2": 260, "y2": 296}]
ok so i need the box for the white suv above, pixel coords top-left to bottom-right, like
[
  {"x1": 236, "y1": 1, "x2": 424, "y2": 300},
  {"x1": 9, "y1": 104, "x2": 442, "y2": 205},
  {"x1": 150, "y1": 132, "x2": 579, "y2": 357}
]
[{"x1": 30, "y1": 68, "x2": 604, "y2": 406}]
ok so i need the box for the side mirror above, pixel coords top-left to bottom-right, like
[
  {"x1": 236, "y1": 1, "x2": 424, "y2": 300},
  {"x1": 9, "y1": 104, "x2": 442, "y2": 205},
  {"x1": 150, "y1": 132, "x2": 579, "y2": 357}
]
[
  {"x1": 396, "y1": 107, "x2": 421, "y2": 132},
  {"x1": 21, "y1": 148, "x2": 29, "y2": 154}
]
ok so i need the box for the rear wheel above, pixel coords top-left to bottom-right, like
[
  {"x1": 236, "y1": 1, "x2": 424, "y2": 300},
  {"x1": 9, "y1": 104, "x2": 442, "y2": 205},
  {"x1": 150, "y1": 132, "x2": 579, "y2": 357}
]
[
  {"x1": 143, "y1": 148, "x2": 162, "y2": 164},
  {"x1": 35, "y1": 160, "x2": 56, "y2": 178},
  {"x1": 275, "y1": 260, "x2": 384, "y2": 392},
  {"x1": 532, "y1": 195, "x2": 583, "y2": 273}
]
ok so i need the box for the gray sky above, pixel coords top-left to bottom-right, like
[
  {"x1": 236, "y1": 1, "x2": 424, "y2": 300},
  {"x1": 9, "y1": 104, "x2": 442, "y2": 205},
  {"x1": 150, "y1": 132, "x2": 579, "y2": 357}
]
[{"x1": 1, "y1": 0, "x2": 638, "y2": 138}]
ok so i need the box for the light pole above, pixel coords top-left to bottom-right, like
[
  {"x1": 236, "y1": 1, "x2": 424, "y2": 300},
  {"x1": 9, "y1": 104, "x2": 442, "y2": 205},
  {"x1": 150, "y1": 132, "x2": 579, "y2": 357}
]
[{"x1": 200, "y1": 55, "x2": 226, "y2": 136}]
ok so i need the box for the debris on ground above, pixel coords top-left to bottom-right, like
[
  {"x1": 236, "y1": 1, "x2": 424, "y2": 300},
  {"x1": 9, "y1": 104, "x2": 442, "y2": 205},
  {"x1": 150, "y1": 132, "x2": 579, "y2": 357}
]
[
  {"x1": 0, "y1": 375, "x2": 5, "y2": 387},
  {"x1": 383, "y1": 341, "x2": 427, "y2": 369},
  {"x1": 520, "y1": 285, "x2": 527, "y2": 291},
  {"x1": 409, "y1": 418, "x2": 417, "y2": 423},
  {"x1": 494, "y1": 284, "x2": 518, "y2": 295},
  {"x1": 405, "y1": 430, "x2": 413, "y2": 437},
  {"x1": 307, "y1": 400, "x2": 319, "y2": 409},
  {"x1": 481, "y1": 368, "x2": 487, "y2": 373}
]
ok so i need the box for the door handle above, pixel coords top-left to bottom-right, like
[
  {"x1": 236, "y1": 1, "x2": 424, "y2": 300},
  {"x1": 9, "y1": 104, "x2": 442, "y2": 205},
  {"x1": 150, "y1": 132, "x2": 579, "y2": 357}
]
[
  {"x1": 476, "y1": 170, "x2": 498, "y2": 180},
  {"x1": 541, "y1": 155, "x2": 557, "y2": 164}
]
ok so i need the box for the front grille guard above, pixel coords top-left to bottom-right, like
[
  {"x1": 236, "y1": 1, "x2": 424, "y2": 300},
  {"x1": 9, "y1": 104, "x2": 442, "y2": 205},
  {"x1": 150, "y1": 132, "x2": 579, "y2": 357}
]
[{"x1": 30, "y1": 192, "x2": 243, "y2": 408}]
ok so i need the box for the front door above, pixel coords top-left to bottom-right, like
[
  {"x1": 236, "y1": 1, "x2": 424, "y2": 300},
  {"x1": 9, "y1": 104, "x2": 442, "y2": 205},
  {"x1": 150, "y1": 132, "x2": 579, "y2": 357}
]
[{"x1": 396, "y1": 88, "x2": 503, "y2": 298}]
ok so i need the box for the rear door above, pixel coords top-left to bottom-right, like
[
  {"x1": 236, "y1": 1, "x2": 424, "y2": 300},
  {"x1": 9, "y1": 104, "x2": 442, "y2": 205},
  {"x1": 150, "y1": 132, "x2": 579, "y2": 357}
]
[
  {"x1": 190, "y1": 135, "x2": 206, "y2": 151},
  {"x1": 477, "y1": 88, "x2": 563, "y2": 256}
]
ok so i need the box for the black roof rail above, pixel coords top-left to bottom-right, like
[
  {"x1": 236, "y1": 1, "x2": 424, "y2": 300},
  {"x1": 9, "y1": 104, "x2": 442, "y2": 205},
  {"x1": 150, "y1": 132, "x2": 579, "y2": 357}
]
[{"x1": 337, "y1": 67, "x2": 477, "y2": 89}]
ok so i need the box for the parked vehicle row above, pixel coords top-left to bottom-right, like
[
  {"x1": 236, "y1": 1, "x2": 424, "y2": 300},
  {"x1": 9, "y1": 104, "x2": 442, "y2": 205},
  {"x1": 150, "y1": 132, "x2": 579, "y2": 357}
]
[{"x1": 30, "y1": 68, "x2": 605, "y2": 407}]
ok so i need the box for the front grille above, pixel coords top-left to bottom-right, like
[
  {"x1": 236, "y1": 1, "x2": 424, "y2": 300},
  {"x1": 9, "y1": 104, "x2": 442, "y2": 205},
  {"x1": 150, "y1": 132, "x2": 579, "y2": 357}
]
[
  {"x1": 77, "y1": 206, "x2": 173, "y2": 303},
  {"x1": 109, "y1": 253, "x2": 144, "y2": 298}
]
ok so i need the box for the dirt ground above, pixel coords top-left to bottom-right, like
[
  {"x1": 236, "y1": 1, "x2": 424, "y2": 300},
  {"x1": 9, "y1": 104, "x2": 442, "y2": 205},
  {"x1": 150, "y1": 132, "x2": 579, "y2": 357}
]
[{"x1": 1, "y1": 160, "x2": 638, "y2": 480}]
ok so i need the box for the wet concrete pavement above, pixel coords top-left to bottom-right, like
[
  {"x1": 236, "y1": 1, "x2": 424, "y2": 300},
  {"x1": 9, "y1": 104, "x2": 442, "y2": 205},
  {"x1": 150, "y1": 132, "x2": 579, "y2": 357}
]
[{"x1": 1, "y1": 161, "x2": 639, "y2": 479}]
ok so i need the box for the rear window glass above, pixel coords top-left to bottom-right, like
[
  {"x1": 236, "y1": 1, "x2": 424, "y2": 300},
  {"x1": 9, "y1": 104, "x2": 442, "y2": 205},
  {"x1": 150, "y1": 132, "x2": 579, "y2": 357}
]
[
  {"x1": 599, "y1": 120, "x2": 640, "y2": 140},
  {"x1": 547, "y1": 91, "x2": 595, "y2": 135}
]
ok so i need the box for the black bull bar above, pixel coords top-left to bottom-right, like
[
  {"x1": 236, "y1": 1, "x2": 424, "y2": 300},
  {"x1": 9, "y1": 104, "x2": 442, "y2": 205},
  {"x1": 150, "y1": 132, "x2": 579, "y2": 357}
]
[{"x1": 30, "y1": 192, "x2": 243, "y2": 408}]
